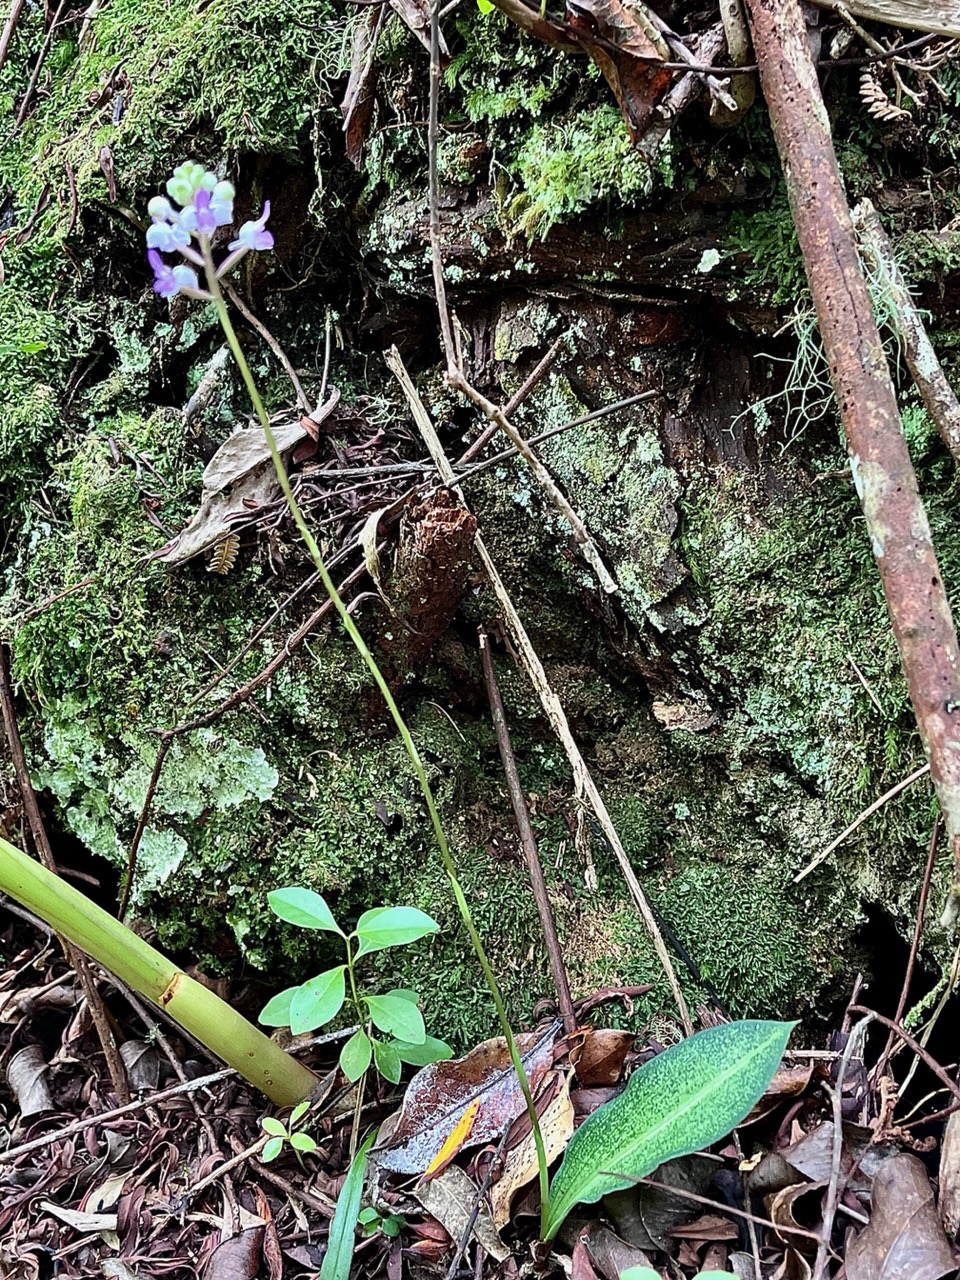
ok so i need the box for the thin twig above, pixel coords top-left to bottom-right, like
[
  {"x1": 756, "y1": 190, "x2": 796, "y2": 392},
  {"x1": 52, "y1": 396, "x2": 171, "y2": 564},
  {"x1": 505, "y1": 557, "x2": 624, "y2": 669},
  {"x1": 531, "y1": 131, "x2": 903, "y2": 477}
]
[
  {"x1": 854, "y1": 198, "x2": 960, "y2": 465},
  {"x1": 0, "y1": 645, "x2": 131, "y2": 1104},
  {"x1": 8, "y1": 574, "x2": 96, "y2": 629},
  {"x1": 320, "y1": 305, "x2": 334, "y2": 403},
  {"x1": 0, "y1": 0, "x2": 26, "y2": 73},
  {"x1": 457, "y1": 338, "x2": 565, "y2": 465},
  {"x1": 118, "y1": 735, "x2": 171, "y2": 920},
  {"x1": 13, "y1": 0, "x2": 69, "y2": 128},
  {"x1": 873, "y1": 815, "x2": 940, "y2": 1085},
  {"x1": 386, "y1": 346, "x2": 691, "y2": 1032},
  {"x1": 793, "y1": 761, "x2": 930, "y2": 881},
  {"x1": 123, "y1": 987, "x2": 239, "y2": 1218},
  {"x1": 445, "y1": 1125, "x2": 512, "y2": 1280},
  {"x1": 0, "y1": 1068, "x2": 234, "y2": 1165},
  {"x1": 848, "y1": 1004, "x2": 960, "y2": 1106},
  {"x1": 480, "y1": 630, "x2": 576, "y2": 1035},
  {"x1": 222, "y1": 280, "x2": 312, "y2": 413},
  {"x1": 116, "y1": 560, "x2": 367, "y2": 903},
  {"x1": 616, "y1": 1173, "x2": 825, "y2": 1244},
  {"x1": 813, "y1": 1014, "x2": 874, "y2": 1280}
]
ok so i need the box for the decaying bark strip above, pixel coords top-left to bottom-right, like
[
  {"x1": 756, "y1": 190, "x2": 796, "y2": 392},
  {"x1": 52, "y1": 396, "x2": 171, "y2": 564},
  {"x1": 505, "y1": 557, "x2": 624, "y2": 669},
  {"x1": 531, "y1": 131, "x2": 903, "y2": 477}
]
[
  {"x1": 852, "y1": 198, "x2": 960, "y2": 467},
  {"x1": 743, "y1": 0, "x2": 960, "y2": 925}
]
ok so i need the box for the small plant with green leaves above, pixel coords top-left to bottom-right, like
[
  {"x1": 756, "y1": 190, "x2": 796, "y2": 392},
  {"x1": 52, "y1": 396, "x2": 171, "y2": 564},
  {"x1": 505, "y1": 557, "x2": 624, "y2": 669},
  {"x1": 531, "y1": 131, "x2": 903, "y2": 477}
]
[
  {"x1": 260, "y1": 1100, "x2": 319, "y2": 1167},
  {"x1": 357, "y1": 1205, "x2": 404, "y2": 1238},
  {"x1": 259, "y1": 887, "x2": 452, "y2": 1083}
]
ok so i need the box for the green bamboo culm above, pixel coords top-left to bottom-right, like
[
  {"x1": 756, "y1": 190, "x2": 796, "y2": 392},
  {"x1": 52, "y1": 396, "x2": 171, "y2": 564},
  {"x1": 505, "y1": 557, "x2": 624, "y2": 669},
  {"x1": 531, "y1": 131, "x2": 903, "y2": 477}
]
[
  {"x1": 0, "y1": 835, "x2": 318, "y2": 1104},
  {"x1": 201, "y1": 245, "x2": 551, "y2": 1232}
]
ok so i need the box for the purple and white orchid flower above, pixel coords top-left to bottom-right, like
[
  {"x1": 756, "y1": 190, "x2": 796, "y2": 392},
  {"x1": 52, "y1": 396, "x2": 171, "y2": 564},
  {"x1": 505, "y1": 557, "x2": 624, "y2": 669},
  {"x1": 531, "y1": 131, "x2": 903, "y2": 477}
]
[{"x1": 145, "y1": 161, "x2": 272, "y2": 300}]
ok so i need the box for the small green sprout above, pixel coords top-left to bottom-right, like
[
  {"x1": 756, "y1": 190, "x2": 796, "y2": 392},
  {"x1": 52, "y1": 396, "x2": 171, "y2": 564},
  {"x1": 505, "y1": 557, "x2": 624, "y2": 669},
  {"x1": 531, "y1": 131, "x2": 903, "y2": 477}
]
[
  {"x1": 260, "y1": 1100, "x2": 318, "y2": 1167},
  {"x1": 357, "y1": 1205, "x2": 404, "y2": 1237},
  {"x1": 259, "y1": 888, "x2": 453, "y2": 1084}
]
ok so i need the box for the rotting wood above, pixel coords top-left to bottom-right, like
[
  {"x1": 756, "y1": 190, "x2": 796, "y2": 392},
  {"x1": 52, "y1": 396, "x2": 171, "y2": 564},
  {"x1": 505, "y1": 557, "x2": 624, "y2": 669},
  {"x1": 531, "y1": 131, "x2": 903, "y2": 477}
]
[
  {"x1": 742, "y1": 0, "x2": 960, "y2": 927},
  {"x1": 853, "y1": 198, "x2": 960, "y2": 467}
]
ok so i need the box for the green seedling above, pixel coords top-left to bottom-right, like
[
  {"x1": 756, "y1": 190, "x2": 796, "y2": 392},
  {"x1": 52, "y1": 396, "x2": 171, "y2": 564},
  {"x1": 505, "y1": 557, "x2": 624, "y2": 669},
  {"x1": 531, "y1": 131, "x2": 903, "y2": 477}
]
[
  {"x1": 357, "y1": 1205, "x2": 404, "y2": 1237},
  {"x1": 259, "y1": 887, "x2": 453, "y2": 1083},
  {"x1": 260, "y1": 1100, "x2": 319, "y2": 1168}
]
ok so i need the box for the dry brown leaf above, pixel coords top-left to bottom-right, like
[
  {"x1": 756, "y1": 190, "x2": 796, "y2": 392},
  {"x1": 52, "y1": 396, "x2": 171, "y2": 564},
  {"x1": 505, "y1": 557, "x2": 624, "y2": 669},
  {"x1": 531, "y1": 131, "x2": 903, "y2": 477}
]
[
  {"x1": 7, "y1": 1043, "x2": 54, "y2": 1117},
  {"x1": 415, "y1": 1164, "x2": 509, "y2": 1262},
  {"x1": 571, "y1": 1028, "x2": 633, "y2": 1087},
  {"x1": 582, "y1": 1220, "x2": 656, "y2": 1280},
  {"x1": 847, "y1": 1153, "x2": 958, "y2": 1280},
  {"x1": 564, "y1": 0, "x2": 673, "y2": 140},
  {"x1": 373, "y1": 1020, "x2": 561, "y2": 1174},
  {"x1": 491, "y1": 1072, "x2": 574, "y2": 1226}
]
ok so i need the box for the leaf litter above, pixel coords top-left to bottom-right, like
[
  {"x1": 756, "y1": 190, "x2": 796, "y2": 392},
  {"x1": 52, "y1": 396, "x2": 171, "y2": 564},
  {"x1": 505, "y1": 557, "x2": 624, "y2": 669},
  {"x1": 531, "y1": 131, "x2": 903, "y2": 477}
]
[{"x1": 3, "y1": 898, "x2": 960, "y2": 1279}]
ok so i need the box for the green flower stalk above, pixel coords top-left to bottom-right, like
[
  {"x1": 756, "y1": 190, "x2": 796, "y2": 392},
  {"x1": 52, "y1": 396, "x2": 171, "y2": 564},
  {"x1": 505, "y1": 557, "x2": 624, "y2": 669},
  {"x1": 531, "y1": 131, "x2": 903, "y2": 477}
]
[{"x1": 146, "y1": 160, "x2": 551, "y2": 1229}]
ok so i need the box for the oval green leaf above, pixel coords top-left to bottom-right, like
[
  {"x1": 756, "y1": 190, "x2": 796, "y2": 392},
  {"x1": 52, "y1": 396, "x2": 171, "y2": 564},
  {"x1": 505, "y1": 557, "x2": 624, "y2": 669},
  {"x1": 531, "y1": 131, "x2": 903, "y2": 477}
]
[
  {"x1": 268, "y1": 887, "x2": 342, "y2": 934},
  {"x1": 354, "y1": 906, "x2": 439, "y2": 957},
  {"x1": 289, "y1": 966, "x2": 346, "y2": 1035},
  {"x1": 545, "y1": 1019, "x2": 794, "y2": 1240},
  {"x1": 262, "y1": 1136, "x2": 284, "y2": 1162},
  {"x1": 261, "y1": 1116, "x2": 287, "y2": 1137},
  {"x1": 290, "y1": 1131, "x2": 318, "y2": 1153},
  {"x1": 258, "y1": 985, "x2": 298, "y2": 1027},
  {"x1": 373, "y1": 1036, "x2": 403, "y2": 1084},
  {"x1": 393, "y1": 1034, "x2": 453, "y2": 1066},
  {"x1": 340, "y1": 1028, "x2": 373, "y2": 1081},
  {"x1": 365, "y1": 993, "x2": 426, "y2": 1044}
]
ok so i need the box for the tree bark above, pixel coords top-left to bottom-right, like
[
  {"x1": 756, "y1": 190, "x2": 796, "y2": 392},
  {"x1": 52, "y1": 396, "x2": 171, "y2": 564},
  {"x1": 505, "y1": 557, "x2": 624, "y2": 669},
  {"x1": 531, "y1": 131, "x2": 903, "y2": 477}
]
[{"x1": 743, "y1": 0, "x2": 960, "y2": 925}]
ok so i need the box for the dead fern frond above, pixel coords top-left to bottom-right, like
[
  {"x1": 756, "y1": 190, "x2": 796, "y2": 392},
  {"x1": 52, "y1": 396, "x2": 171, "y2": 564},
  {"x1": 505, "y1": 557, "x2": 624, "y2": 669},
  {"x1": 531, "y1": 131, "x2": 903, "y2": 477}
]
[
  {"x1": 208, "y1": 533, "x2": 240, "y2": 575},
  {"x1": 860, "y1": 70, "x2": 910, "y2": 123}
]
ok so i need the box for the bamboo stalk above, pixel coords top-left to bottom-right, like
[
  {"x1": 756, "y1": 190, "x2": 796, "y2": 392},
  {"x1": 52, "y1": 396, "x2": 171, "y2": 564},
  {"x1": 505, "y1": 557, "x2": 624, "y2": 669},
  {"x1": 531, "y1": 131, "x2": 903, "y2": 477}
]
[{"x1": 0, "y1": 836, "x2": 318, "y2": 1104}]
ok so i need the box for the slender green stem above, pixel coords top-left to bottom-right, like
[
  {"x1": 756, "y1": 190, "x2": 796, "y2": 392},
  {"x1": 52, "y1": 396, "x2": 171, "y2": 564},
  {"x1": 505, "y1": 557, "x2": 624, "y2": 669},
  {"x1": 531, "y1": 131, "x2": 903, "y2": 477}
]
[
  {"x1": 345, "y1": 936, "x2": 365, "y2": 1026},
  {"x1": 203, "y1": 244, "x2": 550, "y2": 1232}
]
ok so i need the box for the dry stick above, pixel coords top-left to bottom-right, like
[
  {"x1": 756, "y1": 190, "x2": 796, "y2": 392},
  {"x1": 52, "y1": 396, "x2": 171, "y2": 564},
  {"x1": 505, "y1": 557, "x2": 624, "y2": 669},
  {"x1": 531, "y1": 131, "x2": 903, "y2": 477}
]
[
  {"x1": 743, "y1": 0, "x2": 960, "y2": 929},
  {"x1": 873, "y1": 814, "x2": 940, "y2": 1086},
  {"x1": 222, "y1": 280, "x2": 312, "y2": 414},
  {"x1": 637, "y1": 24, "x2": 727, "y2": 159},
  {"x1": 619, "y1": 1174, "x2": 825, "y2": 1244},
  {"x1": 794, "y1": 760, "x2": 930, "y2": 882},
  {"x1": 425, "y1": 8, "x2": 617, "y2": 598},
  {"x1": 848, "y1": 1004, "x2": 960, "y2": 1107},
  {"x1": 480, "y1": 631, "x2": 576, "y2": 1036},
  {"x1": 118, "y1": 735, "x2": 171, "y2": 921},
  {"x1": 445, "y1": 1124, "x2": 512, "y2": 1280},
  {"x1": 813, "y1": 1013, "x2": 874, "y2": 1280},
  {"x1": 13, "y1": 0, "x2": 69, "y2": 128},
  {"x1": 385, "y1": 346, "x2": 691, "y2": 1033},
  {"x1": 0, "y1": 646, "x2": 131, "y2": 1104},
  {"x1": 0, "y1": 1067, "x2": 235, "y2": 1165},
  {"x1": 123, "y1": 987, "x2": 240, "y2": 1220},
  {"x1": 0, "y1": 0, "x2": 25, "y2": 73},
  {"x1": 9, "y1": 574, "x2": 96, "y2": 629},
  {"x1": 117, "y1": 560, "x2": 366, "y2": 911},
  {"x1": 457, "y1": 338, "x2": 564, "y2": 466},
  {"x1": 853, "y1": 198, "x2": 960, "y2": 466}
]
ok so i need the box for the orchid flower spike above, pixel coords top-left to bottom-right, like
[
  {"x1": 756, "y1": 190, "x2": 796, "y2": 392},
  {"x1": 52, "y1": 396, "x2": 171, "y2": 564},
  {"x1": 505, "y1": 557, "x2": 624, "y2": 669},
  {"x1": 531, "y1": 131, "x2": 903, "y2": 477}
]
[{"x1": 146, "y1": 162, "x2": 273, "y2": 299}]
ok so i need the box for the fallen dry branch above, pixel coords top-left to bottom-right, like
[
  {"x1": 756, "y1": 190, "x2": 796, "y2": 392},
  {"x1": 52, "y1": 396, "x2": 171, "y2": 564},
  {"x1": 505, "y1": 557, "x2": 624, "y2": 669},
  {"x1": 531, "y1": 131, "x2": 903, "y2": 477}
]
[
  {"x1": 853, "y1": 197, "x2": 960, "y2": 466},
  {"x1": 743, "y1": 0, "x2": 960, "y2": 927}
]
